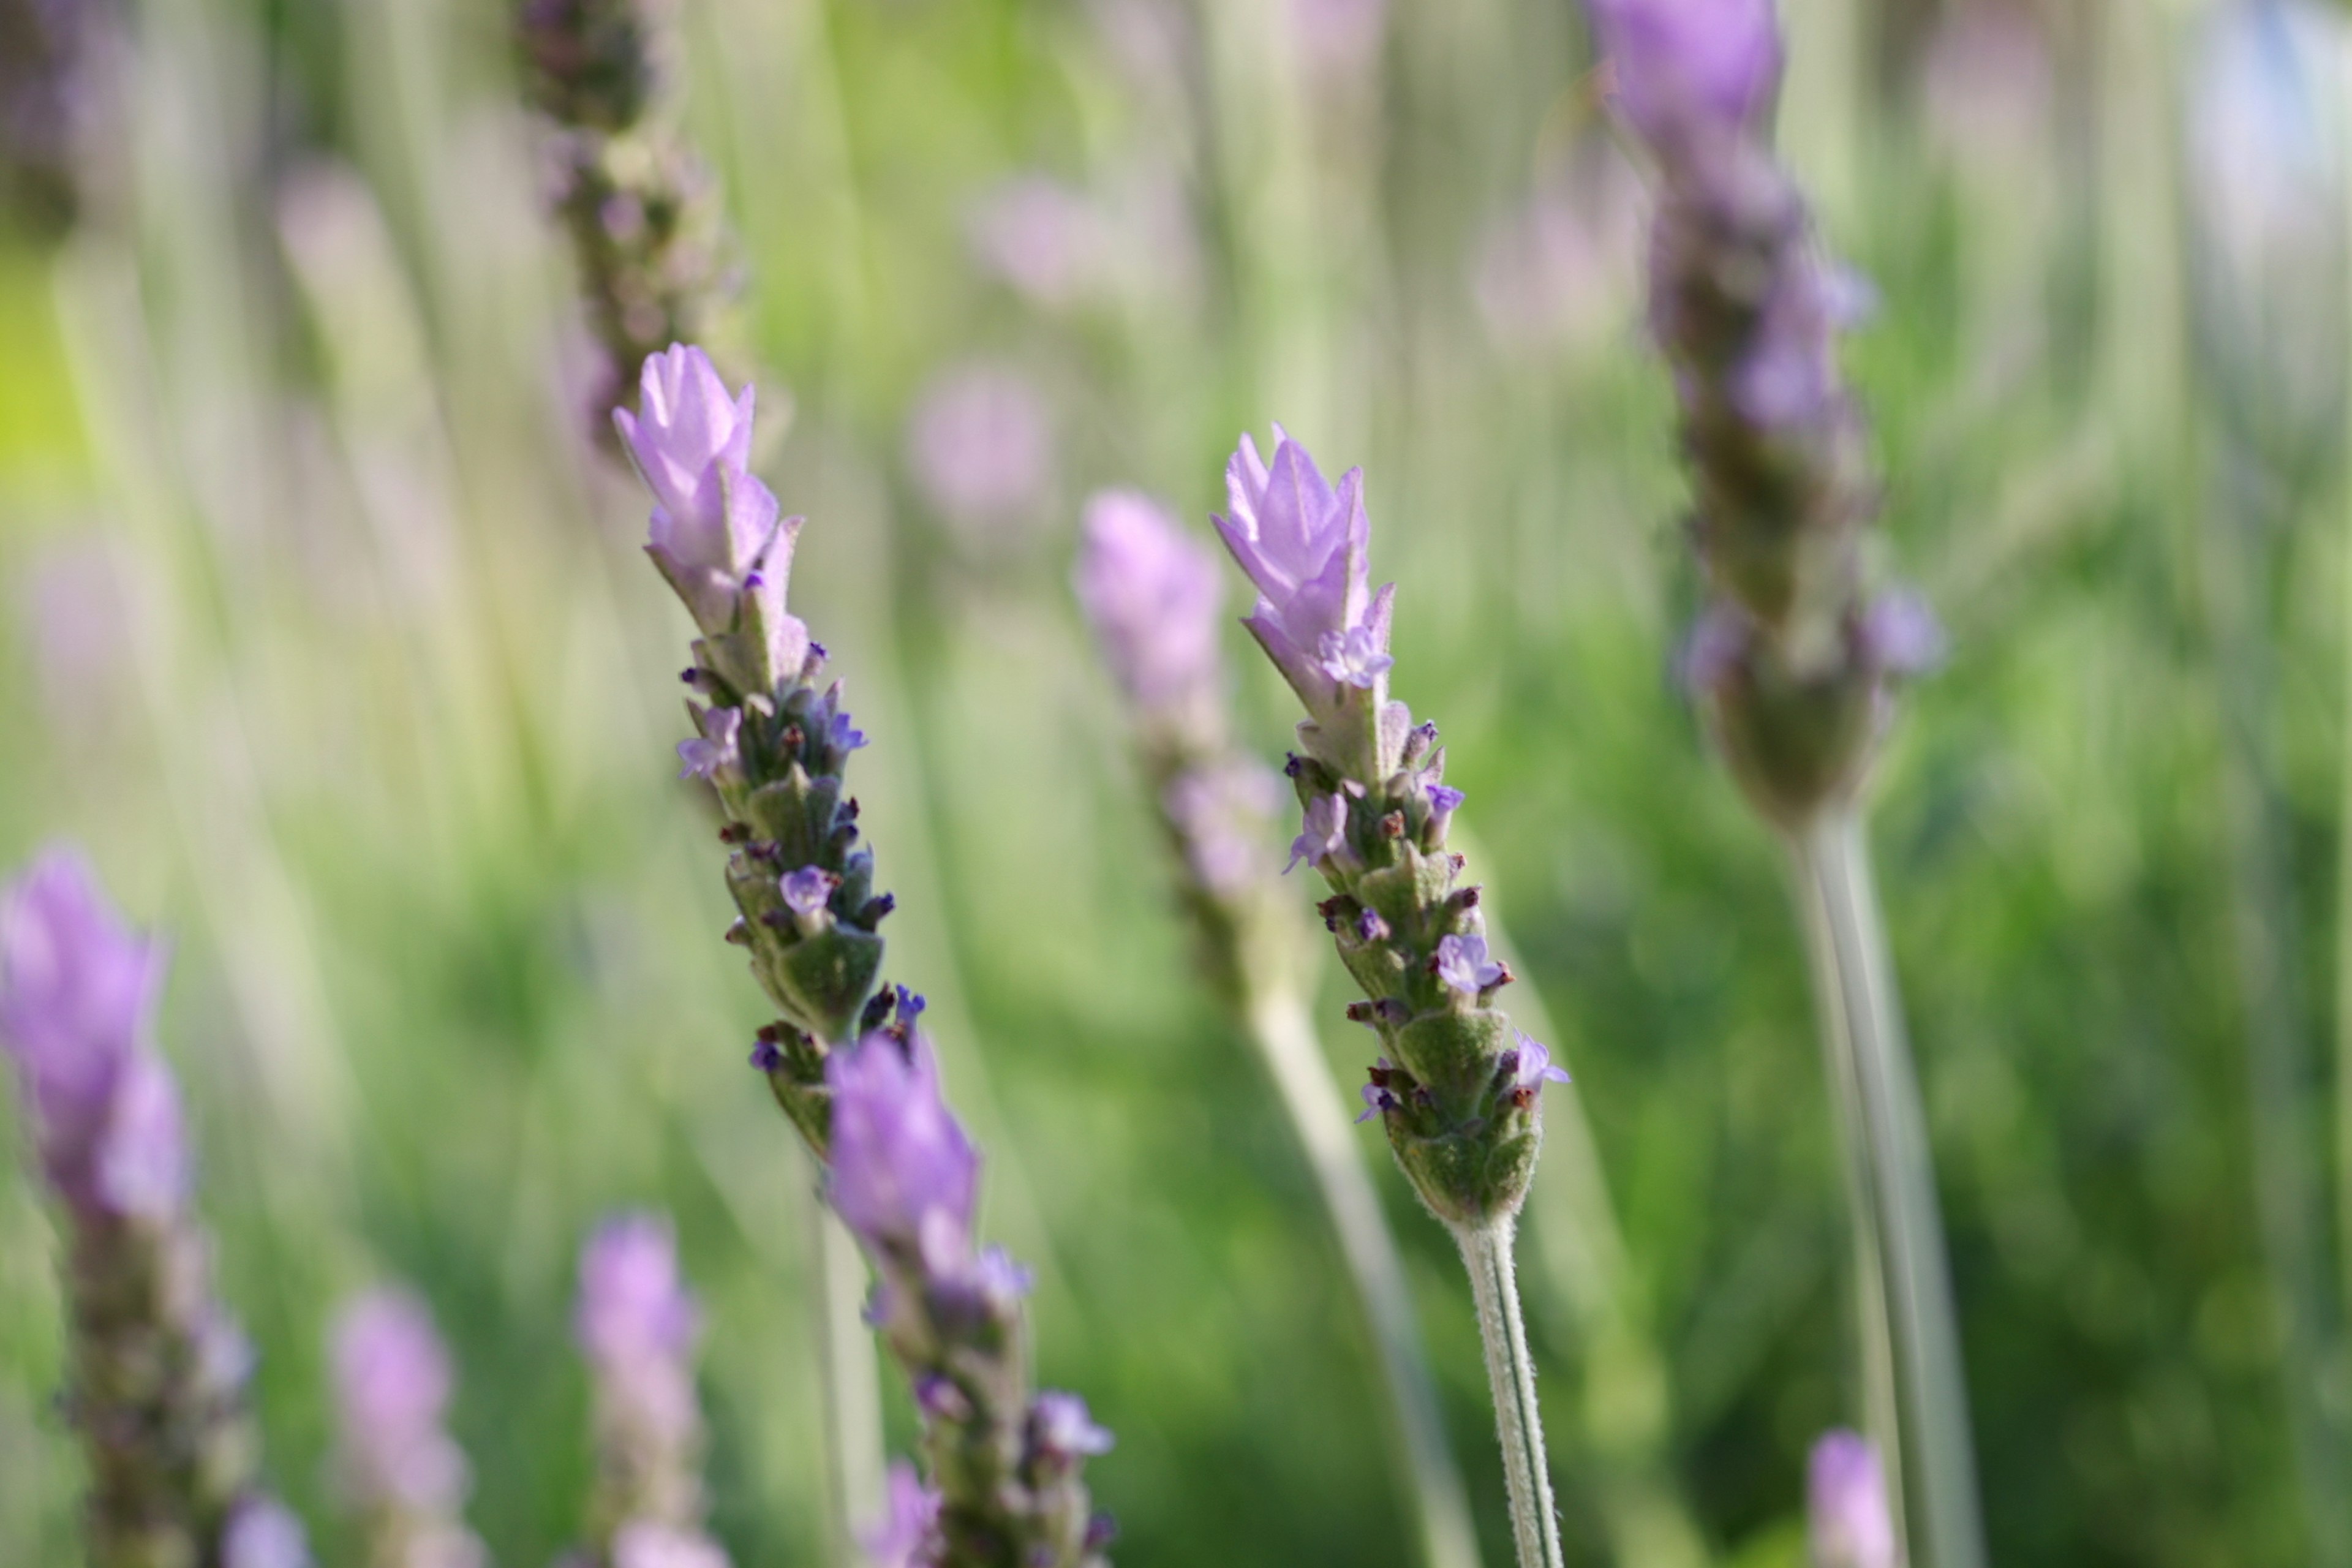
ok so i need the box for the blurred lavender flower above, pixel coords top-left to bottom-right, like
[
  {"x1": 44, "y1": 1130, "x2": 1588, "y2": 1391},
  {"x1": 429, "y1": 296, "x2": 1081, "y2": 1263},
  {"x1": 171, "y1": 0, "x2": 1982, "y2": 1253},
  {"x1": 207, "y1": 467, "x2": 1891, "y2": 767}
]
[
  {"x1": 1076, "y1": 491, "x2": 1225, "y2": 731},
  {"x1": 576, "y1": 1212, "x2": 716, "y2": 1557},
  {"x1": 967, "y1": 175, "x2": 1110, "y2": 309},
  {"x1": 0, "y1": 848, "x2": 297, "y2": 1568},
  {"x1": 331, "y1": 1289, "x2": 488, "y2": 1568},
  {"x1": 1589, "y1": 0, "x2": 1780, "y2": 147},
  {"x1": 1163, "y1": 763, "x2": 1285, "y2": 900},
  {"x1": 223, "y1": 1498, "x2": 315, "y2": 1568},
  {"x1": 0, "y1": 0, "x2": 124, "y2": 233},
  {"x1": 516, "y1": 0, "x2": 747, "y2": 440},
  {"x1": 1807, "y1": 1431, "x2": 1896, "y2": 1568},
  {"x1": 905, "y1": 363, "x2": 1056, "y2": 543},
  {"x1": 625, "y1": 344, "x2": 1112, "y2": 1565},
  {"x1": 861, "y1": 1463, "x2": 942, "y2": 1568},
  {"x1": 612, "y1": 1521, "x2": 733, "y2": 1568}
]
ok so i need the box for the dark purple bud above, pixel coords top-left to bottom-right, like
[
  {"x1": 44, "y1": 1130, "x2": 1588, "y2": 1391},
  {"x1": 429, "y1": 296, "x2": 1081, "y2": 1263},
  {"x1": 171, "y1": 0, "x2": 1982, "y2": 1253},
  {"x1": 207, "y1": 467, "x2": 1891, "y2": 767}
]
[
  {"x1": 1356, "y1": 908, "x2": 1390, "y2": 943},
  {"x1": 1085, "y1": 1513, "x2": 1120, "y2": 1551},
  {"x1": 750, "y1": 1039, "x2": 784, "y2": 1072},
  {"x1": 861, "y1": 893, "x2": 897, "y2": 924},
  {"x1": 859, "y1": 989, "x2": 897, "y2": 1035}
]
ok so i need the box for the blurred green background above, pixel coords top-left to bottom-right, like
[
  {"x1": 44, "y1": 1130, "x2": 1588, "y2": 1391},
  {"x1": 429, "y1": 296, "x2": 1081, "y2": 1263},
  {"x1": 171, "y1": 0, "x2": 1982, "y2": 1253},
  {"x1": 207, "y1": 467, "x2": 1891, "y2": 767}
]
[{"x1": 1, "y1": 0, "x2": 2345, "y2": 1564}]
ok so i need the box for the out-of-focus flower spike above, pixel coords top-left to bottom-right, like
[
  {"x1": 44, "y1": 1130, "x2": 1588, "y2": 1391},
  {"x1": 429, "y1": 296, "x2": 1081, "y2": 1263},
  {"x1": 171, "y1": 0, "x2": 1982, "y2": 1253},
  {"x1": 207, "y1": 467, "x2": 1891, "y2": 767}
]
[
  {"x1": 1807, "y1": 1430, "x2": 1898, "y2": 1568},
  {"x1": 330, "y1": 1289, "x2": 489, "y2": 1568}
]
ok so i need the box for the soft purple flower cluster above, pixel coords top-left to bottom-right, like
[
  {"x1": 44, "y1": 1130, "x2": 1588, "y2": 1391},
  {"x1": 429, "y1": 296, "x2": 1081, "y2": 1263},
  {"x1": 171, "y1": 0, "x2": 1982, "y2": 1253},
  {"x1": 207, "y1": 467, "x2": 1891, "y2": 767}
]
[
  {"x1": 1076, "y1": 489, "x2": 1289, "y2": 1002},
  {"x1": 517, "y1": 0, "x2": 741, "y2": 439},
  {"x1": 1209, "y1": 429, "x2": 1570, "y2": 1227},
  {"x1": 331, "y1": 1289, "x2": 489, "y2": 1568},
  {"x1": 575, "y1": 1214, "x2": 726, "y2": 1562},
  {"x1": 1808, "y1": 1430, "x2": 1898, "y2": 1568},
  {"x1": 827, "y1": 1017, "x2": 1112, "y2": 1568},
  {"x1": 625, "y1": 345, "x2": 1114, "y2": 1567},
  {"x1": 1588, "y1": 0, "x2": 1937, "y2": 825},
  {"x1": 0, "y1": 849, "x2": 306, "y2": 1568}
]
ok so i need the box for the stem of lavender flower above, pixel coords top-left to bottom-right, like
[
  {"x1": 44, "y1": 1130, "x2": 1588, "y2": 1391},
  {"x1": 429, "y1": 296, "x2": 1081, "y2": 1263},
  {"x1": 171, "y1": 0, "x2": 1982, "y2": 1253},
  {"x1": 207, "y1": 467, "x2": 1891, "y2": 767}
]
[
  {"x1": 1455, "y1": 1221, "x2": 1566, "y2": 1568},
  {"x1": 1247, "y1": 987, "x2": 1484, "y2": 1568},
  {"x1": 1791, "y1": 813, "x2": 1986, "y2": 1568},
  {"x1": 802, "y1": 1170, "x2": 886, "y2": 1568}
]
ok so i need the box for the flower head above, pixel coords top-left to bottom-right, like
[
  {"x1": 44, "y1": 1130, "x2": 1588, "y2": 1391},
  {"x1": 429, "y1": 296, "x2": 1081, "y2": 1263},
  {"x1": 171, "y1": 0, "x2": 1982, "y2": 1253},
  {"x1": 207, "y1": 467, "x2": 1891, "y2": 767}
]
[
  {"x1": 331, "y1": 1288, "x2": 470, "y2": 1513},
  {"x1": 617, "y1": 345, "x2": 807, "y2": 675},
  {"x1": 1164, "y1": 763, "x2": 1283, "y2": 898},
  {"x1": 0, "y1": 848, "x2": 179, "y2": 1214},
  {"x1": 1213, "y1": 428, "x2": 1389, "y2": 714},
  {"x1": 576, "y1": 1213, "x2": 703, "y2": 1454},
  {"x1": 861, "y1": 1462, "x2": 942, "y2": 1568},
  {"x1": 826, "y1": 1033, "x2": 981, "y2": 1262},
  {"x1": 1076, "y1": 489, "x2": 1225, "y2": 718},
  {"x1": 1808, "y1": 1430, "x2": 1898, "y2": 1568},
  {"x1": 1589, "y1": 0, "x2": 1783, "y2": 149},
  {"x1": 1286, "y1": 793, "x2": 1352, "y2": 874},
  {"x1": 1434, "y1": 934, "x2": 1504, "y2": 996},
  {"x1": 1507, "y1": 1033, "x2": 1572, "y2": 1092}
]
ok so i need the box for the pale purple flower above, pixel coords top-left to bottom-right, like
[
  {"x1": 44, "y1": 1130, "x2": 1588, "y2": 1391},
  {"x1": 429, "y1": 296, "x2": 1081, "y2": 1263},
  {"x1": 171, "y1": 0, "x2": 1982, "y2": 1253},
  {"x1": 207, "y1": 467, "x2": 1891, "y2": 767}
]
[
  {"x1": 1434, "y1": 934, "x2": 1504, "y2": 996},
  {"x1": 860, "y1": 1462, "x2": 941, "y2": 1568},
  {"x1": 1808, "y1": 1430, "x2": 1898, "y2": 1568},
  {"x1": 1214, "y1": 428, "x2": 1391, "y2": 714},
  {"x1": 614, "y1": 1520, "x2": 733, "y2": 1568},
  {"x1": 576, "y1": 1213, "x2": 703, "y2": 1455},
  {"x1": 1588, "y1": 0, "x2": 1783, "y2": 147},
  {"x1": 1507, "y1": 1033, "x2": 1572, "y2": 1091},
  {"x1": 905, "y1": 363, "x2": 1055, "y2": 538},
  {"x1": 1164, "y1": 763, "x2": 1284, "y2": 897},
  {"x1": 826, "y1": 1033, "x2": 981, "y2": 1261},
  {"x1": 966, "y1": 175, "x2": 1109, "y2": 308},
  {"x1": 1076, "y1": 489, "x2": 1225, "y2": 715},
  {"x1": 1285, "y1": 792, "x2": 1352, "y2": 874},
  {"x1": 1355, "y1": 1080, "x2": 1397, "y2": 1123},
  {"x1": 616, "y1": 346, "x2": 809, "y2": 675},
  {"x1": 221, "y1": 1498, "x2": 314, "y2": 1568},
  {"x1": 331, "y1": 1289, "x2": 470, "y2": 1513},
  {"x1": 1031, "y1": 1391, "x2": 1115, "y2": 1460},
  {"x1": 828, "y1": 708, "x2": 869, "y2": 753},
  {"x1": 677, "y1": 706, "x2": 742, "y2": 782},
  {"x1": 780, "y1": 867, "x2": 838, "y2": 922},
  {"x1": 1425, "y1": 783, "x2": 1464, "y2": 837},
  {"x1": 0, "y1": 847, "x2": 175, "y2": 1213}
]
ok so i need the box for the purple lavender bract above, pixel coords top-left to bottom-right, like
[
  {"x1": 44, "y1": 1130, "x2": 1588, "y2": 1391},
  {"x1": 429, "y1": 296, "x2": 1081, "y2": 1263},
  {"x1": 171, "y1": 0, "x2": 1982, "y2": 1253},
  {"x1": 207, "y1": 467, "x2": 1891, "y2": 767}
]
[{"x1": 826, "y1": 1031, "x2": 980, "y2": 1261}]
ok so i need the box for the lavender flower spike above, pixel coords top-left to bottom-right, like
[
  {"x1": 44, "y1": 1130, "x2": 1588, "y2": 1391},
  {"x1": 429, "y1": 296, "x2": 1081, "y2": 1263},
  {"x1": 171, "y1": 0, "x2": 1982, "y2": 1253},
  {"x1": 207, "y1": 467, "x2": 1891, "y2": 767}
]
[
  {"x1": 828, "y1": 1028, "x2": 1108, "y2": 1568},
  {"x1": 575, "y1": 1213, "x2": 728, "y2": 1564},
  {"x1": 1597, "y1": 2, "x2": 1987, "y2": 1564},
  {"x1": 861, "y1": 1463, "x2": 943, "y2": 1568},
  {"x1": 1208, "y1": 431, "x2": 1569, "y2": 1567},
  {"x1": 626, "y1": 341, "x2": 1113, "y2": 1566},
  {"x1": 331, "y1": 1288, "x2": 488, "y2": 1568},
  {"x1": 1808, "y1": 1431, "x2": 1898, "y2": 1568},
  {"x1": 1075, "y1": 491, "x2": 1224, "y2": 733},
  {"x1": 0, "y1": 848, "x2": 298, "y2": 1568}
]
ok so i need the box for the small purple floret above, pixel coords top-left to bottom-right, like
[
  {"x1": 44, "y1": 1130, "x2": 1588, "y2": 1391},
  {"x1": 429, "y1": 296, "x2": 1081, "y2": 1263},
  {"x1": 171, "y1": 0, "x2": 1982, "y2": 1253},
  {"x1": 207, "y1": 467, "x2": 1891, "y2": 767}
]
[
  {"x1": 1031, "y1": 1390, "x2": 1116, "y2": 1460},
  {"x1": 1808, "y1": 1429, "x2": 1898, "y2": 1568},
  {"x1": 826, "y1": 1032, "x2": 981, "y2": 1261},
  {"x1": 677, "y1": 706, "x2": 742, "y2": 782},
  {"x1": 1434, "y1": 933, "x2": 1505, "y2": 996},
  {"x1": 1316, "y1": 625, "x2": 1393, "y2": 689},
  {"x1": 860, "y1": 1462, "x2": 943, "y2": 1568},
  {"x1": 1286, "y1": 793, "x2": 1351, "y2": 874},
  {"x1": 780, "y1": 866, "x2": 838, "y2": 922}
]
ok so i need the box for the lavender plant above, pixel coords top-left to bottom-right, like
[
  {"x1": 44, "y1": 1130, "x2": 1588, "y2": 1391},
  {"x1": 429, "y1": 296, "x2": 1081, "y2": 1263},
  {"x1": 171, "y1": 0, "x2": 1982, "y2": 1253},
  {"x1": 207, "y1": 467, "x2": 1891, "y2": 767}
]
[
  {"x1": 1074, "y1": 490, "x2": 1481, "y2": 1568},
  {"x1": 1206, "y1": 428, "x2": 1572, "y2": 1568},
  {"x1": 573, "y1": 1215, "x2": 732, "y2": 1568},
  {"x1": 330, "y1": 1288, "x2": 489, "y2": 1568},
  {"x1": 1585, "y1": 0, "x2": 1981, "y2": 1562},
  {"x1": 516, "y1": 0, "x2": 742, "y2": 437},
  {"x1": 0, "y1": 848, "x2": 311, "y2": 1568},
  {"x1": 615, "y1": 342, "x2": 1113, "y2": 1568}
]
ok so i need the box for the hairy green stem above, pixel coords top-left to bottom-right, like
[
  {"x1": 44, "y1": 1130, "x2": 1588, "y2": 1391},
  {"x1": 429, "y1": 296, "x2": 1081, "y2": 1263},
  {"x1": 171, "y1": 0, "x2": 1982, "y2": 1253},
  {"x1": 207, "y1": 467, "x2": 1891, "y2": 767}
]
[
  {"x1": 1248, "y1": 988, "x2": 1483, "y2": 1568},
  {"x1": 1455, "y1": 1221, "x2": 1566, "y2": 1568},
  {"x1": 1791, "y1": 813, "x2": 1986, "y2": 1568}
]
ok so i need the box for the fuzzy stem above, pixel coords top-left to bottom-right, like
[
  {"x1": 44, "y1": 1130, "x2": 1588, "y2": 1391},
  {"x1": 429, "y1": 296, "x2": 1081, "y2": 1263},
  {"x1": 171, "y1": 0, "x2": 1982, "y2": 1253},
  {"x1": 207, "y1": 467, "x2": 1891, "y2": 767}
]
[
  {"x1": 1454, "y1": 1221, "x2": 1565, "y2": 1568},
  {"x1": 1792, "y1": 813, "x2": 1985, "y2": 1568},
  {"x1": 1248, "y1": 987, "x2": 1483, "y2": 1568},
  {"x1": 800, "y1": 1170, "x2": 886, "y2": 1567}
]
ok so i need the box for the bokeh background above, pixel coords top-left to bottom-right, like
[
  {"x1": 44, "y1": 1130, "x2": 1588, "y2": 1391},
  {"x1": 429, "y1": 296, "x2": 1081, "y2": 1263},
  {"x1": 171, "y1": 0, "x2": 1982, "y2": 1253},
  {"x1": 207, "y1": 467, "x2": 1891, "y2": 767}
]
[{"x1": 1, "y1": 0, "x2": 2347, "y2": 1564}]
